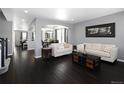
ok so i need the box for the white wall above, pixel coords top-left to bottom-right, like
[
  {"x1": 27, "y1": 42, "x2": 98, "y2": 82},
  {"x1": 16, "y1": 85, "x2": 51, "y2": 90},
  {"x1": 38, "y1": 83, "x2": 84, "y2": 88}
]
[
  {"x1": 0, "y1": 11, "x2": 12, "y2": 55},
  {"x1": 28, "y1": 19, "x2": 36, "y2": 50},
  {"x1": 15, "y1": 31, "x2": 21, "y2": 46},
  {"x1": 27, "y1": 31, "x2": 35, "y2": 50},
  {"x1": 12, "y1": 30, "x2": 15, "y2": 53}
]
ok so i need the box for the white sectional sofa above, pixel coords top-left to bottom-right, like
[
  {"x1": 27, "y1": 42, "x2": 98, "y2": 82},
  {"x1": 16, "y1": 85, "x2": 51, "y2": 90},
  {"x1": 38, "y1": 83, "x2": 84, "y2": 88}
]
[
  {"x1": 77, "y1": 43, "x2": 118, "y2": 63},
  {"x1": 49, "y1": 43, "x2": 73, "y2": 57}
]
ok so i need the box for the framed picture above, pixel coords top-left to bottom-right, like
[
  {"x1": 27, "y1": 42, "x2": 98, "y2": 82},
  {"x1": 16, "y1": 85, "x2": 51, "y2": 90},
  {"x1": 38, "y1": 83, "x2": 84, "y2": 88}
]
[{"x1": 85, "y1": 23, "x2": 115, "y2": 37}]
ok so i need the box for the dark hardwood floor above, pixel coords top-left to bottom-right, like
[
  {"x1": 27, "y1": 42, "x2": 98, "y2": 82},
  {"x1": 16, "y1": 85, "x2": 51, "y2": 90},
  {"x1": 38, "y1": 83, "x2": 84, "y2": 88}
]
[{"x1": 0, "y1": 47, "x2": 124, "y2": 84}]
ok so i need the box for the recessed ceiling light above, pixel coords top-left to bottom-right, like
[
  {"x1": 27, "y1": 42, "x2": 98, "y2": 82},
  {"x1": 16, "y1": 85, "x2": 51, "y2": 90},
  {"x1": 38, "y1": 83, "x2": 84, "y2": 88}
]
[
  {"x1": 24, "y1": 10, "x2": 28, "y2": 13},
  {"x1": 71, "y1": 19, "x2": 74, "y2": 21},
  {"x1": 56, "y1": 9, "x2": 67, "y2": 21},
  {"x1": 22, "y1": 19, "x2": 25, "y2": 21}
]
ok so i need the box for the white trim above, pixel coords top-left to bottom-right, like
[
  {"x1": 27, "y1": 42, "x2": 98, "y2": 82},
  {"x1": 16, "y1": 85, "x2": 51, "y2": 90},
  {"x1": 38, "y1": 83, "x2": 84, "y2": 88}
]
[
  {"x1": 117, "y1": 59, "x2": 124, "y2": 62},
  {"x1": 34, "y1": 55, "x2": 41, "y2": 58},
  {"x1": 8, "y1": 53, "x2": 13, "y2": 56}
]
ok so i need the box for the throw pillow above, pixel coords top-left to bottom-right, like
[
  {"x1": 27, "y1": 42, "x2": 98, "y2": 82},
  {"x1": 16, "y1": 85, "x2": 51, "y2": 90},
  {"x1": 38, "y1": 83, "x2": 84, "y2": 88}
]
[
  {"x1": 103, "y1": 46, "x2": 111, "y2": 53},
  {"x1": 64, "y1": 44, "x2": 70, "y2": 48}
]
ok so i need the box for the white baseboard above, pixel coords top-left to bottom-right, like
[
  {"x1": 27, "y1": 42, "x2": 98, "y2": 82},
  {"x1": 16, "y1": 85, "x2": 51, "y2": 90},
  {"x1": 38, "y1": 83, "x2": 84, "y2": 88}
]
[
  {"x1": 117, "y1": 59, "x2": 124, "y2": 62},
  {"x1": 34, "y1": 55, "x2": 41, "y2": 59}
]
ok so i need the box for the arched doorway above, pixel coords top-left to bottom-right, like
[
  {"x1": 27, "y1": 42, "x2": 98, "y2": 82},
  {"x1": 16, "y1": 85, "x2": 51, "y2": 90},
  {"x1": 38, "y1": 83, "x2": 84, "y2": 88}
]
[{"x1": 41, "y1": 25, "x2": 69, "y2": 47}]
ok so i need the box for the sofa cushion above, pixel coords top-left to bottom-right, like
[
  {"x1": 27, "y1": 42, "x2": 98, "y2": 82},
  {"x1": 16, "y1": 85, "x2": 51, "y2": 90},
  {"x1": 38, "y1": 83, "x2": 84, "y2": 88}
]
[
  {"x1": 64, "y1": 43, "x2": 70, "y2": 48},
  {"x1": 56, "y1": 46, "x2": 64, "y2": 50},
  {"x1": 85, "y1": 43, "x2": 101, "y2": 50},
  {"x1": 86, "y1": 49, "x2": 111, "y2": 58},
  {"x1": 85, "y1": 43, "x2": 92, "y2": 50},
  {"x1": 101, "y1": 44, "x2": 114, "y2": 53},
  {"x1": 103, "y1": 47, "x2": 111, "y2": 53},
  {"x1": 56, "y1": 48, "x2": 71, "y2": 53},
  {"x1": 91, "y1": 43, "x2": 102, "y2": 51}
]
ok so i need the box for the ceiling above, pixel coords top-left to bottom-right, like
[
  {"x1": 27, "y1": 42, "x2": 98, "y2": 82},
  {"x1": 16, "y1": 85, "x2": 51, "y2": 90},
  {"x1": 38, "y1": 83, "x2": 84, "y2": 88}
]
[{"x1": 1, "y1": 8, "x2": 124, "y2": 31}]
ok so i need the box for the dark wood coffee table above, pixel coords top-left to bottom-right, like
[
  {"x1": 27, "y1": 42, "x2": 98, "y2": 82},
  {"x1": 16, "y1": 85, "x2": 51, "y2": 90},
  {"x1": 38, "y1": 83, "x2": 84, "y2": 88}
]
[
  {"x1": 85, "y1": 54, "x2": 101, "y2": 70},
  {"x1": 72, "y1": 51, "x2": 101, "y2": 70},
  {"x1": 72, "y1": 51, "x2": 86, "y2": 65}
]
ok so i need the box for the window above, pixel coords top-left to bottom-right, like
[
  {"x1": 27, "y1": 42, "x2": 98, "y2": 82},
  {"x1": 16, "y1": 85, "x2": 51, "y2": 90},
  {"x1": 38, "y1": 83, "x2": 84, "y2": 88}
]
[
  {"x1": 57, "y1": 29, "x2": 62, "y2": 43},
  {"x1": 21, "y1": 32, "x2": 27, "y2": 41},
  {"x1": 56, "y1": 28, "x2": 68, "y2": 43}
]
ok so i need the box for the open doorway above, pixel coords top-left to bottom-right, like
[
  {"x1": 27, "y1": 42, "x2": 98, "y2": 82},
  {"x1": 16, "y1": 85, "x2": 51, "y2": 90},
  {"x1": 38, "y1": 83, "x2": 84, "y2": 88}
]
[
  {"x1": 41, "y1": 25, "x2": 69, "y2": 47},
  {"x1": 14, "y1": 30, "x2": 28, "y2": 50}
]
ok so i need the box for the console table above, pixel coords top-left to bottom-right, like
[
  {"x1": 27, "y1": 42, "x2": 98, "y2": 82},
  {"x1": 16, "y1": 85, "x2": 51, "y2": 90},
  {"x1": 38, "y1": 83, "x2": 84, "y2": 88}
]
[{"x1": 42, "y1": 47, "x2": 52, "y2": 62}]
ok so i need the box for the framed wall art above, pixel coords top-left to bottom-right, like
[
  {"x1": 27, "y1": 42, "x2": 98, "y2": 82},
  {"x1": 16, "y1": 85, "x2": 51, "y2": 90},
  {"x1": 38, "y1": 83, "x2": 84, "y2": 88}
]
[{"x1": 86, "y1": 23, "x2": 115, "y2": 37}]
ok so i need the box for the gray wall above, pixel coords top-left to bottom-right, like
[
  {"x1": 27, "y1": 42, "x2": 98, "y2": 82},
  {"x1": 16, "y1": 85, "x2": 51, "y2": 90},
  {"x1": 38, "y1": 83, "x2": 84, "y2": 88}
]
[
  {"x1": 0, "y1": 11, "x2": 12, "y2": 55},
  {"x1": 72, "y1": 11, "x2": 124, "y2": 60}
]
